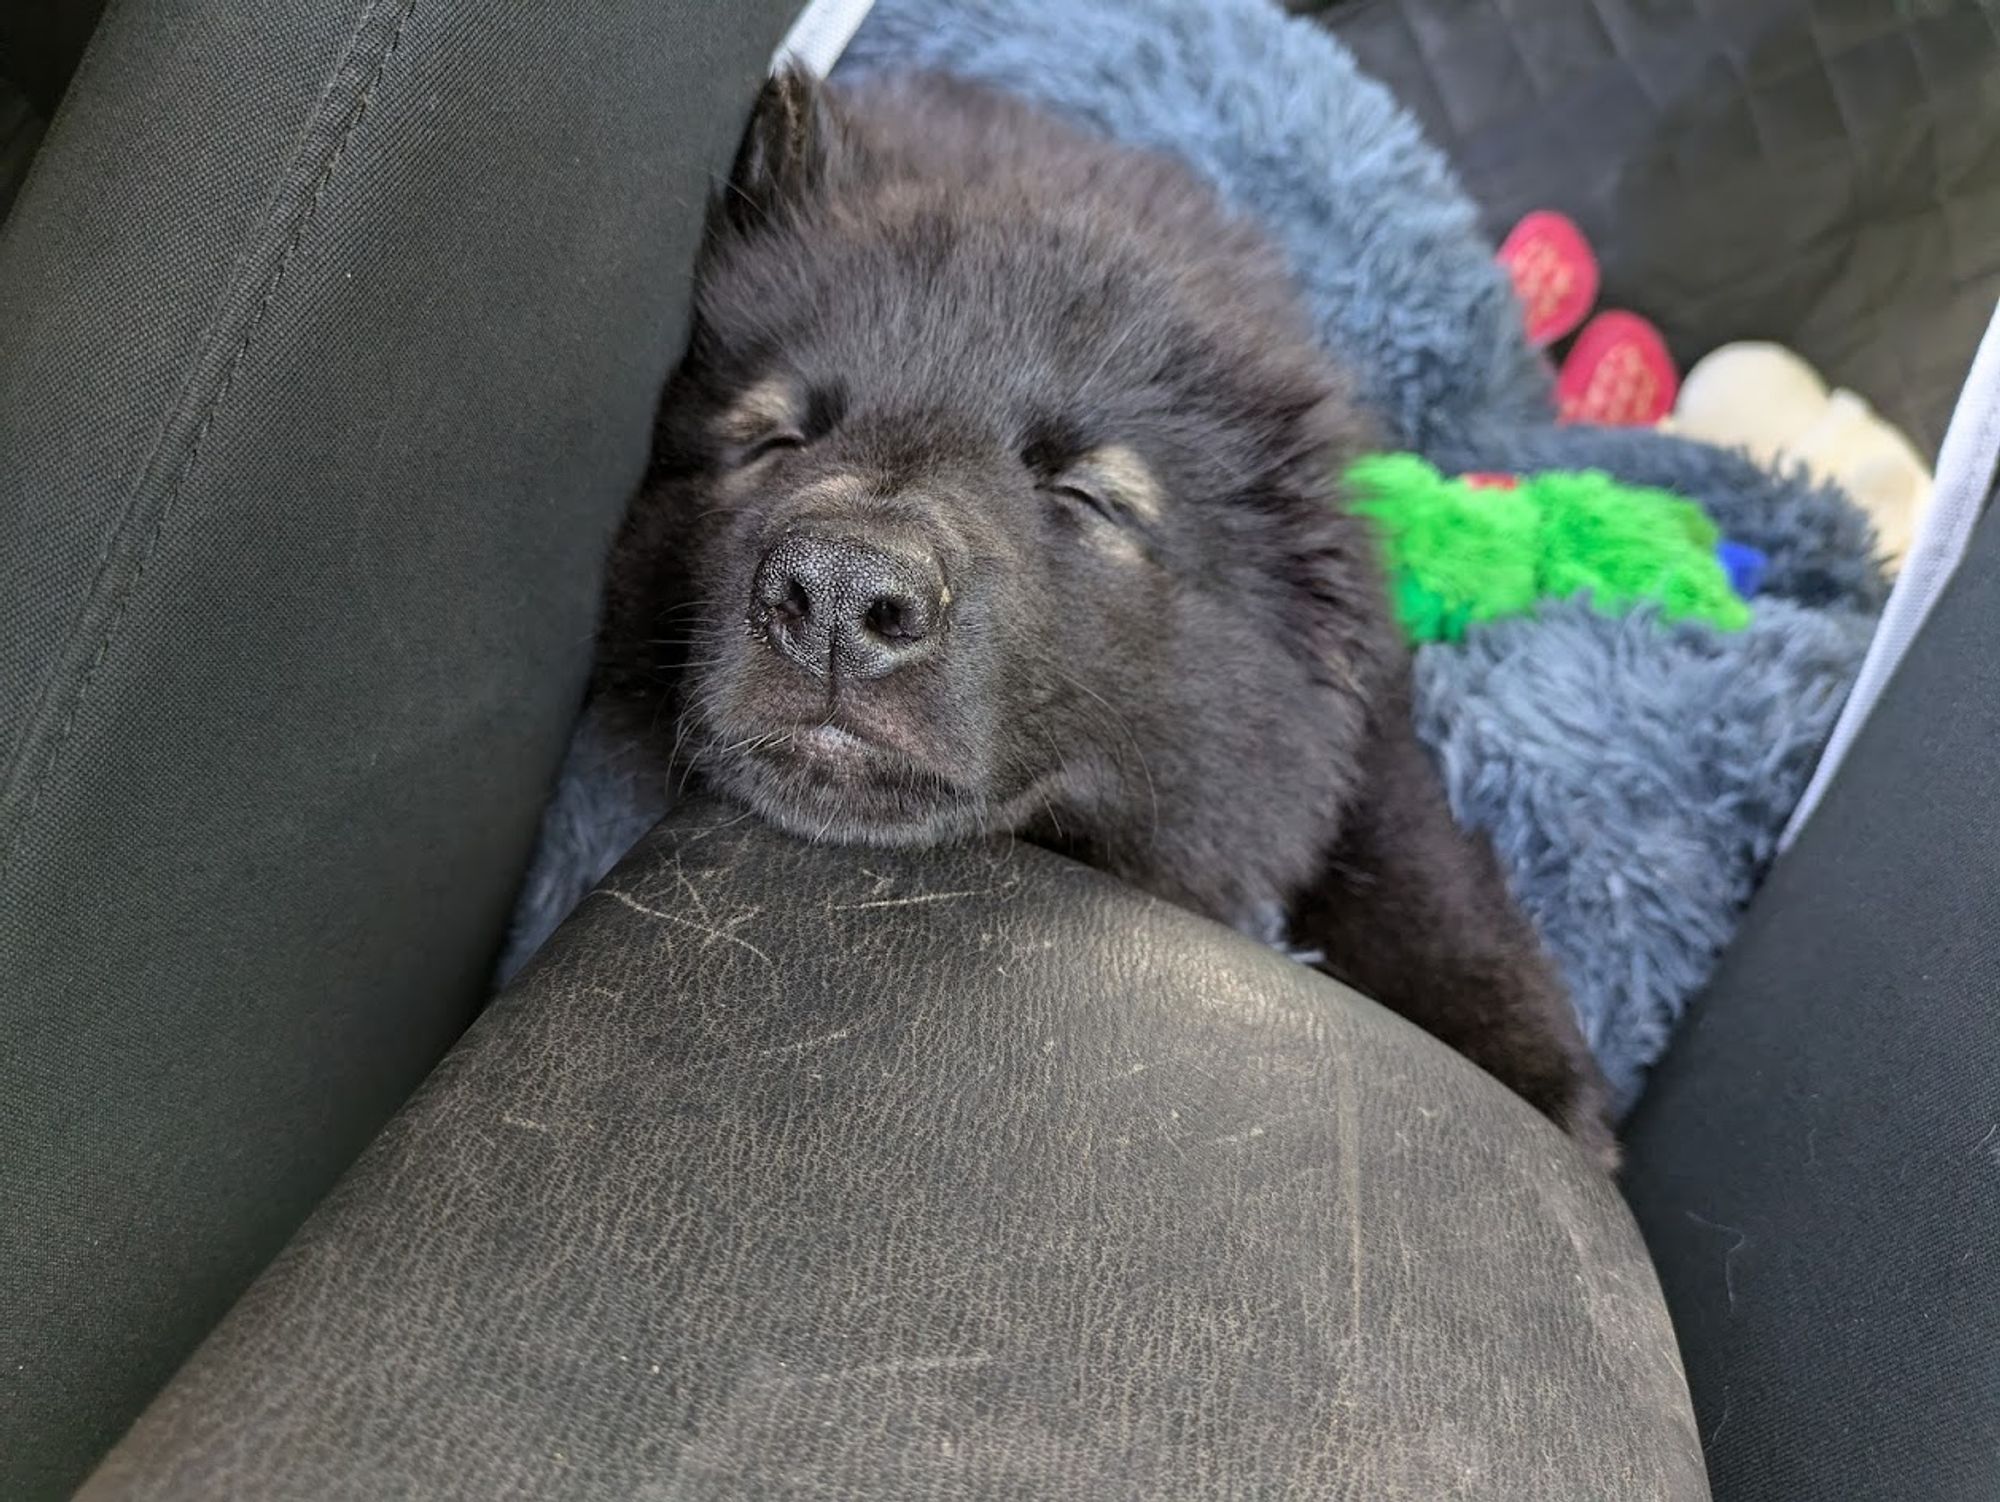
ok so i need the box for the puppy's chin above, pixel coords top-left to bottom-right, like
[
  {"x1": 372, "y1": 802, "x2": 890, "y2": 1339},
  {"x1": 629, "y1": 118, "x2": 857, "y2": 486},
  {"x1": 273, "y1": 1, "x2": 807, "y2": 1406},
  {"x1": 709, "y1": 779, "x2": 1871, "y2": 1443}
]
[{"x1": 703, "y1": 726, "x2": 988, "y2": 848}]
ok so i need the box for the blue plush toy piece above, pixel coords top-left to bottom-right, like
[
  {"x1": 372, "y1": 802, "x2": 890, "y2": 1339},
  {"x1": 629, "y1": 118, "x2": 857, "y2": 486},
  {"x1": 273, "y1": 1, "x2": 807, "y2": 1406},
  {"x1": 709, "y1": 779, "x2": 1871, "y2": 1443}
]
[
  {"x1": 506, "y1": 0, "x2": 1886, "y2": 1112},
  {"x1": 1717, "y1": 541, "x2": 1771, "y2": 599}
]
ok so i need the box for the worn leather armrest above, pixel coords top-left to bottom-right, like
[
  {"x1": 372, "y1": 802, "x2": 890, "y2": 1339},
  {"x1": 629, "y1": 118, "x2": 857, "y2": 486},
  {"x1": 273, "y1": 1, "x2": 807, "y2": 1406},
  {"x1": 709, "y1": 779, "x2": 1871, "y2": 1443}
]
[{"x1": 84, "y1": 800, "x2": 1707, "y2": 1500}]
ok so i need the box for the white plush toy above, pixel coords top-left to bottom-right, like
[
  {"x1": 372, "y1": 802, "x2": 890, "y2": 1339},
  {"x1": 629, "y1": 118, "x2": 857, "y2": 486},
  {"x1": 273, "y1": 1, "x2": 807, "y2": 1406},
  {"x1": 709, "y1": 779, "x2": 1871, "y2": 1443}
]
[{"x1": 1667, "y1": 342, "x2": 1934, "y2": 571}]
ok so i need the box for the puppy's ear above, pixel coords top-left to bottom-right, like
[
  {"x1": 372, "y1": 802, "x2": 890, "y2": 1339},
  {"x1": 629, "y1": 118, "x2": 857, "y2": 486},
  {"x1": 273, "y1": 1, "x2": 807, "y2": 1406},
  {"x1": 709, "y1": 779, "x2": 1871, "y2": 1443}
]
[{"x1": 716, "y1": 66, "x2": 839, "y2": 238}]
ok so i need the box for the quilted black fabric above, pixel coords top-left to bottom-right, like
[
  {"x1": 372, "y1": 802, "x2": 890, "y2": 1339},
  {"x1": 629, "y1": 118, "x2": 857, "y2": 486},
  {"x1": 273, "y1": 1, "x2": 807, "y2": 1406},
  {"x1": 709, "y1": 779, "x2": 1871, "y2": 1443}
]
[{"x1": 1289, "y1": 0, "x2": 2000, "y2": 460}]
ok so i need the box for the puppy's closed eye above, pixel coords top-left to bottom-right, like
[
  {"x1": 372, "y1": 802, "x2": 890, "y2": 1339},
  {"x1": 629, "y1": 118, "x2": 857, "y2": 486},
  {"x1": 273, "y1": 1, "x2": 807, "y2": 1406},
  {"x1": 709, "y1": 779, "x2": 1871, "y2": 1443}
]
[
  {"x1": 716, "y1": 377, "x2": 848, "y2": 469},
  {"x1": 716, "y1": 376, "x2": 805, "y2": 466},
  {"x1": 740, "y1": 430, "x2": 805, "y2": 465},
  {"x1": 1043, "y1": 444, "x2": 1164, "y2": 535},
  {"x1": 1045, "y1": 478, "x2": 1122, "y2": 524}
]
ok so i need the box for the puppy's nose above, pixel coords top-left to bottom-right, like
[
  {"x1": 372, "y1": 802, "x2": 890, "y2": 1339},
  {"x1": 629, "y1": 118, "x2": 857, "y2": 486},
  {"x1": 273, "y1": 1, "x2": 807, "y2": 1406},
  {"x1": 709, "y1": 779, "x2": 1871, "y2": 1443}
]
[{"x1": 752, "y1": 530, "x2": 945, "y2": 680}]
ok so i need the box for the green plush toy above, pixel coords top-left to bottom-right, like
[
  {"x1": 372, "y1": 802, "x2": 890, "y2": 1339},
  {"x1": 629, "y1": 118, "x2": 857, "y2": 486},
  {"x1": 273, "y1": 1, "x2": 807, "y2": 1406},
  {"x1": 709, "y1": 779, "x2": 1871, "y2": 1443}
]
[{"x1": 1345, "y1": 453, "x2": 1754, "y2": 644}]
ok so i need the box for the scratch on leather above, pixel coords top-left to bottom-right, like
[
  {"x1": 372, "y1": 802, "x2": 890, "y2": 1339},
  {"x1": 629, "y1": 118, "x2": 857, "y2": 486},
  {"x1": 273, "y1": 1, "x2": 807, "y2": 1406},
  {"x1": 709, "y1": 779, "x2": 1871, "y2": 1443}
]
[
  {"x1": 830, "y1": 887, "x2": 995, "y2": 911},
  {"x1": 756, "y1": 1027, "x2": 852, "y2": 1059},
  {"x1": 793, "y1": 1353, "x2": 994, "y2": 1384},
  {"x1": 604, "y1": 887, "x2": 777, "y2": 969}
]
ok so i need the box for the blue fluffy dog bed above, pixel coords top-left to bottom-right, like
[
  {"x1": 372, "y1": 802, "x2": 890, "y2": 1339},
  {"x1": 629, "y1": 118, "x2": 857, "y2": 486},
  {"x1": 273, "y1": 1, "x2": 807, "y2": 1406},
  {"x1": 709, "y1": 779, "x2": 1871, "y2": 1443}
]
[{"x1": 505, "y1": 0, "x2": 1884, "y2": 1112}]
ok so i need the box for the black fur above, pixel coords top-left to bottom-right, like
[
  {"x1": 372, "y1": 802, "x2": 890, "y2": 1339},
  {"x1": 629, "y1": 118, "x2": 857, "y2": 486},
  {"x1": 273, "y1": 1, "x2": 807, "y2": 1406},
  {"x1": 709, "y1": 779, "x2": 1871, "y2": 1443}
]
[{"x1": 599, "y1": 70, "x2": 1615, "y2": 1167}]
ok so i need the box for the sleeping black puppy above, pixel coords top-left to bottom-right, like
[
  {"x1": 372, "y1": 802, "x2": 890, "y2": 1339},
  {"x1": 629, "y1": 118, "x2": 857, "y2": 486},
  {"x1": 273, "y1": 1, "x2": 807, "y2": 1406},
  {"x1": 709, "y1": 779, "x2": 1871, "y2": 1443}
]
[{"x1": 600, "y1": 68, "x2": 1616, "y2": 1168}]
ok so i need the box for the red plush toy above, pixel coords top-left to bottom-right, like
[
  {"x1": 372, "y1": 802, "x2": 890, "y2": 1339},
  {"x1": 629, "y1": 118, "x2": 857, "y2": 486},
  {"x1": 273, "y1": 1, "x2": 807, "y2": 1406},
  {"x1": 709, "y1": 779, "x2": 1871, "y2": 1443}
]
[{"x1": 1497, "y1": 210, "x2": 1679, "y2": 427}]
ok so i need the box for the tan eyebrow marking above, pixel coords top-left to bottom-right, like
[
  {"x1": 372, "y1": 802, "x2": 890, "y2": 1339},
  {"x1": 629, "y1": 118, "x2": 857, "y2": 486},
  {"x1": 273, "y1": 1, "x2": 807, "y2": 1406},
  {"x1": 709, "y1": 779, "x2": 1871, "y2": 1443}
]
[
  {"x1": 715, "y1": 377, "x2": 801, "y2": 445},
  {"x1": 1080, "y1": 444, "x2": 1164, "y2": 524},
  {"x1": 789, "y1": 473, "x2": 868, "y2": 508},
  {"x1": 1089, "y1": 527, "x2": 1146, "y2": 565}
]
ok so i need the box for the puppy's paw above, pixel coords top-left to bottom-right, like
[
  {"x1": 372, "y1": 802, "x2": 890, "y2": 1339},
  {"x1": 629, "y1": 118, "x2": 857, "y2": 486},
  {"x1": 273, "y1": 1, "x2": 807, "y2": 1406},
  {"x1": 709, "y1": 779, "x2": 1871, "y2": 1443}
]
[
  {"x1": 1482, "y1": 1013, "x2": 1621, "y2": 1175},
  {"x1": 1559, "y1": 1077, "x2": 1622, "y2": 1175}
]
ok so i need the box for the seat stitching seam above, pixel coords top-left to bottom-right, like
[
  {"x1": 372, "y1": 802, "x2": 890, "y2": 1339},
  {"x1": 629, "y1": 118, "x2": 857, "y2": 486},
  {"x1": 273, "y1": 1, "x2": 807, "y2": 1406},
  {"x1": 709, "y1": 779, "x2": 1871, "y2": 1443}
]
[{"x1": 0, "y1": 0, "x2": 420, "y2": 886}]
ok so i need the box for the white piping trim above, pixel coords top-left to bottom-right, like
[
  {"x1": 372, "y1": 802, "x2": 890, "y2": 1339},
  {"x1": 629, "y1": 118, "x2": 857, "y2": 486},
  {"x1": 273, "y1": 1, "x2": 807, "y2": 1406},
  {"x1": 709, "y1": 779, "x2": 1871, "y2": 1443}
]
[
  {"x1": 772, "y1": 0, "x2": 878, "y2": 76},
  {"x1": 1780, "y1": 298, "x2": 2000, "y2": 849}
]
